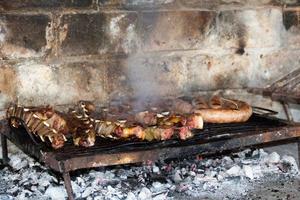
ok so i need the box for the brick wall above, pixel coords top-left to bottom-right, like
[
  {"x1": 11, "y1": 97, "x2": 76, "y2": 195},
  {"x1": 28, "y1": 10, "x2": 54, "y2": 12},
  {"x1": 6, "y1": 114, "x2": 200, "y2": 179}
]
[{"x1": 0, "y1": 0, "x2": 300, "y2": 111}]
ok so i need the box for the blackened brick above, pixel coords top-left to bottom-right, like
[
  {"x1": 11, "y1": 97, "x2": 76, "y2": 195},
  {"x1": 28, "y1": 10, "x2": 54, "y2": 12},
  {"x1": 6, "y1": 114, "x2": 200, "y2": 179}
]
[
  {"x1": 0, "y1": 14, "x2": 50, "y2": 59},
  {"x1": 0, "y1": 0, "x2": 93, "y2": 10},
  {"x1": 140, "y1": 11, "x2": 216, "y2": 51},
  {"x1": 98, "y1": 0, "x2": 179, "y2": 9},
  {"x1": 279, "y1": 0, "x2": 300, "y2": 6},
  {"x1": 283, "y1": 10, "x2": 300, "y2": 30},
  {"x1": 181, "y1": 0, "x2": 280, "y2": 10},
  {"x1": 283, "y1": 10, "x2": 300, "y2": 47},
  {"x1": 60, "y1": 13, "x2": 139, "y2": 56}
]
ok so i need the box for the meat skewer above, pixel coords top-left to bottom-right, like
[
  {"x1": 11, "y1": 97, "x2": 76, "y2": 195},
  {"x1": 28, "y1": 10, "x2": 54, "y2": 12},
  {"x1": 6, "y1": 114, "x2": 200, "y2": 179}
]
[{"x1": 9, "y1": 94, "x2": 255, "y2": 149}]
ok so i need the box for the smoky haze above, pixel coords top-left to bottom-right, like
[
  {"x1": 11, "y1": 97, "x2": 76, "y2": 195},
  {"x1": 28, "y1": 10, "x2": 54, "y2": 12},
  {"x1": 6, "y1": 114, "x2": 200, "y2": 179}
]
[{"x1": 126, "y1": 53, "x2": 163, "y2": 104}]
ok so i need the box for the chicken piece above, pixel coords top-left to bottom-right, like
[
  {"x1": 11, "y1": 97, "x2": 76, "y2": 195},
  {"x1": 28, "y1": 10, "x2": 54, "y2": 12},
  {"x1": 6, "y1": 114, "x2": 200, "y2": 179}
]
[
  {"x1": 178, "y1": 126, "x2": 193, "y2": 140},
  {"x1": 115, "y1": 126, "x2": 145, "y2": 139},
  {"x1": 50, "y1": 134, "x2": 66, "y2": 149},
  {"x1": 159, "y1": 126, "x2": 174, "y2": 140},
  {"x1": 186, "y1": 113, "x2": 203, "y2": 129},
  {"x1": 73, "y1": 127, "x2": 96, "y2": 147},
  {"x1": 159, "y1": 114, "x2": 186, "y2": 127},
  {"x1": 94, "y1": 120, "x2": 117, "y2": 139},
  {"x1": 172, "y1": 99, "x2": 193, "y2": 114},
  {"x1": 68, "y1": 109, "x2": 96, "y2": 147},
  {"x1": 135, "y1": 111, "x2": 157, "y2": 126},
  {"x1": 44, "y1": 112, "x2": 69, "y2": 135}
]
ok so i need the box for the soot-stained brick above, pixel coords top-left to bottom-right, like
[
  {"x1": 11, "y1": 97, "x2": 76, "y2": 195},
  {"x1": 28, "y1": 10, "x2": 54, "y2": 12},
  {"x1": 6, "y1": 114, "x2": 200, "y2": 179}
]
[
  {"x1": 0, "y1": 63, "x2": 17, "y2": 109},
  {"x1": 0, "y1": 0, "x2": 92, "y2": 10},
  {"x1": 278, "y1": 0, "x2": 300, "y2": 6},
  {"x1": 141, "y1": 11, "x2": 216, "y2": 51},
  {"x1": 60, "y1": 13, "x2": 139, "y2": 56},
  {"x1": 182, "y1": 0, "x2": 280, "y2": 10},
  {"x1": 98, "y1": 0, "x2": 178, "y2": 9},
  {"x1": 283, "y1": 11, "x2": 300, "y2": 30},
  {"x1": 218, "y1": 9, "x2": 283, "y2": 49},
  {"x1": 0, "y1": 14, "x2": 50, "y2": 59}
]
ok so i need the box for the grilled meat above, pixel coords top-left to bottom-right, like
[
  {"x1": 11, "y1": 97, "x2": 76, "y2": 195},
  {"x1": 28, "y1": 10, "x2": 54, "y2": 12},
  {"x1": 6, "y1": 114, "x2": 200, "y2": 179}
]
[
  {"x1": 172, "y1": 99, "x2": 193, "y2": 114},
  {"x1": 6, "y1": 104, "x2": 68, "y2": 149},
  {"x1": 194, "y1": 96, "x2": 253, "y2": 123},
  {"x1": 6, "y1": 96, "x2": 215, "y2": 149},
  {"x1": 68, "y1": 102, "x2": 96, "y2": 147},
  {"x1": 135, "y1": 111, "x2": 157, "y2": 126},
  {"x1": 144, "y1": 126, "x2": 174, "y2": 141},
  {"x1": 178, "y1": 126, "x2": 193, "y2": 140},
  {"x1": 186, "y1": 113, "x2": 203, "y2": 129},
  {"x1": 115, "y1": 126, "x2": 145, "y2": 139}
]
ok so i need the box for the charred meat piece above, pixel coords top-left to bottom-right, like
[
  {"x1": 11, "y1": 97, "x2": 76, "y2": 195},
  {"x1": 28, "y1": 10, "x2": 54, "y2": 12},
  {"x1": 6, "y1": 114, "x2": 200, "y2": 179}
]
[
  {"x1": 49, "y1": 132, "x2": 67, "y2": 149},
  {"x1": 186, "y1": 113, "x2": 203, "y2": 129},
  {"x1": 68, "y1": 102, "x2": 96, "y2": 147},
  {"x1": 73, "y1": 127, "x2": 96, "y2": 147},
  {"x1": 7, "y1": 104, "x2": 68, "y2": 149},
  {"x1": 135, "y1": 111, "x2": 157, "y2": 126},
  {"x1": 178, "y1": 126, "x2": 193, "y2": 140},
  {"x1": 94, "y1": 120, "x2": 117, "y2": 139},
  {"x1": 144, "y1": 126, "x2": 174, "y2": 141},
  {"x1": 115, "y1": 125, "x2": 145, "y2": 140},
  {"x1": 172, "y1": 99, "x2": 193, "y2": 114},
  {"x1": 158, "y1": 114, "x2": 186, "y2": 127}
]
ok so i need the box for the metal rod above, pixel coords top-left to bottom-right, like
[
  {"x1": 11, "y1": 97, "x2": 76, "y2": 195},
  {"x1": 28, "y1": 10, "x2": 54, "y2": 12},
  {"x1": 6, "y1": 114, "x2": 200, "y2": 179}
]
[
  {"x1": 1, "y1": 134, "x2": 9, "y2": 165},
  {"x1": 282, "y1": 102, "x2": 294, "y2": 123},
  {"x1": 298, "y1": 139, "x2": 300, "y2": 167},
  {"x1": 63, "y1": 172, "x2": 74, "y2": 200}
]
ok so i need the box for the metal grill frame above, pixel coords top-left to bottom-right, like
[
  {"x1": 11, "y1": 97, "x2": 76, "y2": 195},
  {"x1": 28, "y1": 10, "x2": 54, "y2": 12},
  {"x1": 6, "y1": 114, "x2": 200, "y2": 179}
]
[{"x1": 1, "y1": 114, "x2": 300, "y2": 200}]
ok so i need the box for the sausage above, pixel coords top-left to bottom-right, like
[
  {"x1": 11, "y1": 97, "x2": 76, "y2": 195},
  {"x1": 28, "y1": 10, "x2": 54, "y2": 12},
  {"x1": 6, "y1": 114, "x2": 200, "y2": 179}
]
[{"x1": 195, "y1": 97, "x2": 252, "y2": 123}]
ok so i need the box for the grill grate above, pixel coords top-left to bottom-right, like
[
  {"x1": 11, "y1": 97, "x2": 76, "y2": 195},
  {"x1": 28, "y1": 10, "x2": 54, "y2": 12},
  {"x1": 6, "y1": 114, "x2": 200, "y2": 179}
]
[
  {"x1": 1, "y1": 113, "x2": 300, "y2": 200},
  {"x1": 3, "y1": 114, "x2": 294, "y2": 160}
]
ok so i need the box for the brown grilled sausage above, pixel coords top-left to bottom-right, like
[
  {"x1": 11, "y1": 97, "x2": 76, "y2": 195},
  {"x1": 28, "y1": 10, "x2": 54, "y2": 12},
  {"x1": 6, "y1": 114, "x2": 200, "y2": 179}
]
[{"x1": 195, "y1": 97, "x2": 252, "y2": 123}]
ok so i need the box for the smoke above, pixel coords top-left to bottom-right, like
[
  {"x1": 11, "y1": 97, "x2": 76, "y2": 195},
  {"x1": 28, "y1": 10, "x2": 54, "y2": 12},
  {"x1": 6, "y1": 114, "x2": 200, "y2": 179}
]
[{"x1": 126, "y1": 53, "x2": 163, "y2": 106}]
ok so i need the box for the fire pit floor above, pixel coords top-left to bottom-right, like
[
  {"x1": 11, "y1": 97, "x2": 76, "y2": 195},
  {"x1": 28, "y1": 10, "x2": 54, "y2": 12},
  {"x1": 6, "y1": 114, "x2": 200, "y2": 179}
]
[{"x1": 1, "y1": 114, "x2": 300, "y2": 200}]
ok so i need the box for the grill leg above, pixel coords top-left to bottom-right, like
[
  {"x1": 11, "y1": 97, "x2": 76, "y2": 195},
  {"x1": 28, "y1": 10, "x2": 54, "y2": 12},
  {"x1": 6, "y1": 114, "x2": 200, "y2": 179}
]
[
  {"x1": 282, "y1": 102, "x2": 294, "y2": 123},
  {"x1": 63, "y1": 172, "x2": 74, "y2": 200},
  {"x1": 298, "y1": 139, "x2": 300, "y2": 167},
  {"x1": 1, "y1": 134, "x2": 9, "y2": 165}
]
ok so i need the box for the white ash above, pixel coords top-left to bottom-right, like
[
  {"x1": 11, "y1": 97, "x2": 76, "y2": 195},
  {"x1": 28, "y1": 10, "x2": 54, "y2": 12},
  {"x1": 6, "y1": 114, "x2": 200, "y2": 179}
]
[{"x1": 0, "y1": 147, "x2": 299, "y2": 200}]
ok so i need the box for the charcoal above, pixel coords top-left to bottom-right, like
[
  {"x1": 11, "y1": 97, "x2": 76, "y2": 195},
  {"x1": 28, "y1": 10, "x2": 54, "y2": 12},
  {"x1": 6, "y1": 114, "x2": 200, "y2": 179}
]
[
  {"x1": 82, "y1": 186, "x2": 93, "y2": 198},
  {"x1": 138, "y1": 187, "x2": 152, "y2": 200},
  {"x1": 152, "y1": 165, "x2": 160, "y2": 173},
  {"x1": 243, "y1": 165, "x2": 254, "y2": 180},
  {"x1": 0, "y1": 147, "x2": 299, "y2": 199},
  {"x1": 44, "y1": 186, "x2": 67, "y2": 200},
  {"x1": 226, "y1": 165, "x2": 242, "y2": 176},
  {"x1": 267, "y1": 152, "x2": 281, "y2": 164},
  {"x1": 126, "y1": 192, "x2": 137, "y2": 200}
]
